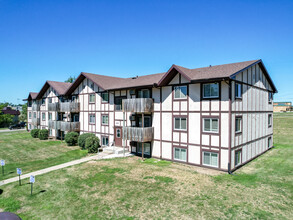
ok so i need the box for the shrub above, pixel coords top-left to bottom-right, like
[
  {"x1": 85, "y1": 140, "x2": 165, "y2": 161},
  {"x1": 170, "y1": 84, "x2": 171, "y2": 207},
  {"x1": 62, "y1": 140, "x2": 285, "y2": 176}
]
[
  {"x1": 31, "y1": 129, "x2": 40, "y2": 138},
  {"x1": 85, "y1": 136, "x2": 100, "y2": 153},
  {"x1": 78, "y1": 133, "x2": 96, "y2": 149},
  {"x1": 65, "y1": 132, "x2": 79, "y2": 146},
  {"x1": 38, "y1": 129, "x2": 49, "y2": 140}
]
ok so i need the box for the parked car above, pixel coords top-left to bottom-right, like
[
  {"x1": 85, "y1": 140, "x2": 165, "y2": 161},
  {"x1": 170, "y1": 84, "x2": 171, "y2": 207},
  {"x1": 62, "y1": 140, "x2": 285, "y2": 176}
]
[{"x1": 9, "y1": 122, "x2": 25, "y2": 130}]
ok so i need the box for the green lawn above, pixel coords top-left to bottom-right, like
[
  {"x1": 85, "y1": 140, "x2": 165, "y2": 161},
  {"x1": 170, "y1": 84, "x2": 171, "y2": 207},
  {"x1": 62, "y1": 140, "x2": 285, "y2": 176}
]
[
  {"x1": 0, "y1": 114, "x2": 292, "y2": 219},
  {"x1": 0, "y1": 131, "x2": 87, "y2": 180},
  {"x1": 0, "y1": 127, "x2": 9, "y2": 130}
]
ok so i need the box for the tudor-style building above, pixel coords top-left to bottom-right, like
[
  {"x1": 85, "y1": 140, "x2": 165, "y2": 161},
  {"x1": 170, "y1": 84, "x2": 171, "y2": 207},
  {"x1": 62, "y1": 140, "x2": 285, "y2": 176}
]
[{"x1": 26, "y1": 59, "x2": 277, "y2": 172}]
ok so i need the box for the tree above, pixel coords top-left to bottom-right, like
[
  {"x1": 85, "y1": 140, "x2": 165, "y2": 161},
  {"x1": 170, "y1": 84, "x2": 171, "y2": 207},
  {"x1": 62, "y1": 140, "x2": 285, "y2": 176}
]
[
  {"x1": 19, "y1": 103, "x2": 27, "y2": 122},
  {"x1": 65, "y1": 76, "x2": 76, "y2": 83},
  {"x1": 0, "y1": 102, "x2": 13, "y2": 128}
]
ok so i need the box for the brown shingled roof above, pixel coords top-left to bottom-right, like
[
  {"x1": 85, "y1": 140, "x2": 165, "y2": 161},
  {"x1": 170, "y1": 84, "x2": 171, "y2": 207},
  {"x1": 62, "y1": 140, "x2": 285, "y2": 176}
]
[
  {"x1": 36, "y1": 81, "x2": 72, "y2": 99},
  {"x1": 65, "y1": 59, "x2": 277, "y2": 95}
]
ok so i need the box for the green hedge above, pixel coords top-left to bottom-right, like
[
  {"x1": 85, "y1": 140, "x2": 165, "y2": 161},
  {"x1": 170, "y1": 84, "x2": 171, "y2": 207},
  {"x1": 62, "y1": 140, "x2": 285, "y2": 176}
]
[
  {"x1": 78, "y1": 133, "x2": 96, "y2": 150},
  {"x1": 31, "y1": 129, "x2": 40, "y2": 138},
  {"x1": 65, "y1": 132, "x2": 79, "y2": 146},
  {"x1": 85, "y1": 136, "x2": 100, "y2": 153},
  {"x1": 39, "y1": 129, "x2": 49, "y2": 140}
]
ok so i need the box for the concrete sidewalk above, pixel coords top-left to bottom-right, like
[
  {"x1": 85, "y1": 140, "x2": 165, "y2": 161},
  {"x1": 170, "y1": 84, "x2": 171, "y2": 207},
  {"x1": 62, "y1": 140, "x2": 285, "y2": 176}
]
[
  {"x1": 0, "y1": 152, "x2": 132, "y2": 186},
  {"x1": 0, "y1": 128, "x2": 26, "y2": 133}
]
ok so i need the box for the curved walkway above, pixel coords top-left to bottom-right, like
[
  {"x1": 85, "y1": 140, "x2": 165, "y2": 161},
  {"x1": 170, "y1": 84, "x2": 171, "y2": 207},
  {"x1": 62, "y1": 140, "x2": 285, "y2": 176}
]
[{"x1": 0, "y1": 152, "x2": 132, "y2": 186}]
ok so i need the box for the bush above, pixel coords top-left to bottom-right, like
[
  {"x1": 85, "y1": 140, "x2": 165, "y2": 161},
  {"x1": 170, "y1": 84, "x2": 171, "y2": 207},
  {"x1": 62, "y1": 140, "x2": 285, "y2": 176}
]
[
  {"x1": 65, "y1": 132, "x2": 79, "y2": 146},
  {"x1": 38, "y1": 129, "x2": 49, "y2": 140},
  {"x1": 85, "y1": 136, "x2": 100, "y2": 153},
  {"x1": 31, "y1": 129, "x2": 40, "y2": 138},
  {"x1": 78, "y1": 133, "x2": 96, "y2": 149}
]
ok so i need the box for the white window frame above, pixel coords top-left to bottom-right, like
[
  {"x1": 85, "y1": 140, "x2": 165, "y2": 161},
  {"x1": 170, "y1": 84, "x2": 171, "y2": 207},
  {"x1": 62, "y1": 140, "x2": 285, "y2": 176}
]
[
  {"x1": 29, "y1": 112, "x2": 32, "y2": 119},
  {"x1": 42, "y1": 113, "x2": 46, "y2": 121},
  {"x1": 49, "y1": 113, "x2": 52, "y2": 120},
  {"x1": 235, "y1": 117, "x2": 242, "y2": 133},
  {"x1": 174, "y1": 147, "x2": 187, "y2": 162},
  {"x1": 203, "y1": 118, "x2": 219, "y2": 133},
  {"x1": 89, "y1": 94, "x2": 95, "y2": 103},
  {"x1": 89, "y1": 114, "x2": 95, "y2": 124},
  {"x1": 174, "y1": 86, "x2": 187, "y2": 99},
  {"x1": 235, "y1": 150, "x2": 242, "y2": 166},
  {"x1": 102, "y1": 115, "x2": 109, "y2": 125},
  {"x1": 203, "y1": 83, "x2": 219, "y2": 98},
  {"x1": 235, "y1": 83, "x2": 242, "y2": 98},
  {"x1": 203, "y1": 151, "x2": 219, "y2": 167},
  {"x1": 174, "y1": 117, "x2": 187, "y2": 131}
]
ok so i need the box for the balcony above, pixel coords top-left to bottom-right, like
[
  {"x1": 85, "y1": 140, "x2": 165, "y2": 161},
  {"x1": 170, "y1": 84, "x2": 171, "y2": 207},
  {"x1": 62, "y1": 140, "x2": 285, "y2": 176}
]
[
  {"x1": 31, "y1": 118, "x2": 40, "y2": 126},
  {"x1": 60, "y1": 102, "x2": 80, "y2": 112},
  {"x1": 122, "y1": 98, "x2": 153, "y2": 113},
  {"x1": 48, "y1": 103, "x2": 59, "y2": 111},
  {"x1": 32, "y1": 104, "x2": 40, "y2": 111},
  {"x1": 48, "y1": 102, "x2": 80, "y2": 112},
  {"x1": 122, "y1": 127, "x2": 154, "y2": 142},
  {"x1": 48, "y1": 120, "x2": 80, "y2": 132}
]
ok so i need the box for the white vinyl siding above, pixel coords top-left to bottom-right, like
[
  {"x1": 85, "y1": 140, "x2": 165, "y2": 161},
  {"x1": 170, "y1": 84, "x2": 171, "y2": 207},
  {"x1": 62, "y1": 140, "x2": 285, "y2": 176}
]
[{"x1": 203, "y1": 152, "x2": 218, "y2": 167}]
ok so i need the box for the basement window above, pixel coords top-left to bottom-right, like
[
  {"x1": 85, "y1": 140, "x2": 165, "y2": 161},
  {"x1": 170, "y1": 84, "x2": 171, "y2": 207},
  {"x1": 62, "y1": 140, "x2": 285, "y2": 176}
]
[
  {"x1": 174, "y1": 147, "x2": 187, "y2": 162},
  {"x1": 102, "y1": 136, "x2": 109, "y2": 146},
  {"x1": 203, "y1": 151, "x2": 218, "y2": 167},
  {"x1": 235, "y1": 150, "x2": 242, "y2": 166}
]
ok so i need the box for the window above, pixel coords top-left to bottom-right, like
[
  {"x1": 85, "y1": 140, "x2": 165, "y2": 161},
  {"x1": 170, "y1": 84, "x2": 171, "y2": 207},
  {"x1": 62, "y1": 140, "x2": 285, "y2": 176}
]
[
  {"x1": 102, "y1": 115, "x2": 109, "y2": 125},
  {"x1": 235, "y1": 150, "x2": 242, "y2": 166},
  {"x1": 268, "y1": 114, "x2": 272, "y2": 127},
  {"x1": 42, "y1": 98, "x2": 45, "y2": 105},
  {"x1": 114, "y1": 96, "x2": 126, "y2": 111},
  {"x1": 138, "y1": 89, "x2": 150, "y2": 98},
  {"x1": 89, "y1": 94, "x2": 95, "y2": 103},
  {"x1": 49, "y1": 113, "x2": 52, "y2": 120},
  {"x1": 49, "y1": 129, "x2": 52, "y2": 136},
  {"x1": 116, "y1": 129, "x2": 121, "y2": 138},
  {"x1": 235, "y1": 83, "x2": 242, "y2": 99},
  {"x1": 268, "y1": 137, "x2": 272, "y2": 148},
  {"x1": 174, "y1": 147, "x2": 187, "y2": 162},
  {"x1": 102, "y1": 136, "x2": 109, "y2": 146},
  {"x1": 29, "y1": 124, "x2": 31, "y2": 130},
  {"x1": 203, "y1": 152, "x2": 218, "y2": 167},
  {"x1": 268, "y1": 92, "x2": 273, "y2": 103},
  {"x1": 101, "y1": 92, "x2": 109, "y2": 102},
  {"x1": 138, "y1": 115, "x2": 152, "y2": 127},
  {"x1": 203, "y1": 118, "x2": 219, "y2": 133},
  {"x1": 29, "y1": 112, "x2": 32, "y2": 119},
  {"x1": 90, "y1": 83, "x2": 94, "y2": 90},
  {"x1": 72, "y1": 95, "x2": 78, "y2": 102},
  {"x1": 138, "y1": 143, "x2": 151, "y2": 156},
  {"x1": 89, "y1": 114, "x2": 95, "y2": 124},
  {"x1": 174, "y1": 117, "x2": 187, "y2": 130},
  {"x1": 72, "y1": 114, "x2": 79, "y2": 122},
  {"x1": 235, "y1": 117, "x2": 242, "y2": 133},
  {"x1": 203, "y1": 83, "x2": 219, "y2": 98},
  {"x1": 42, "y1": 113, "x2": 46, "y2": 121},
  {"x1": 174, "y1": 86, "x2": 187, "y2": 99},
  {"x1": 33, "y1": 112, "x2": 37, "y2": 119},
  {"x1": 48, "y1": 97, "x2": 52, "y2": 103}
]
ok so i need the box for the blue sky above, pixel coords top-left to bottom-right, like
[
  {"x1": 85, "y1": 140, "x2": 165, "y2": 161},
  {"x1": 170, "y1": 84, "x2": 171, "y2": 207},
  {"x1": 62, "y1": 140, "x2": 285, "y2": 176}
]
[{"x1": 0, "y1": 0, "x2": 292, "y2": 104}]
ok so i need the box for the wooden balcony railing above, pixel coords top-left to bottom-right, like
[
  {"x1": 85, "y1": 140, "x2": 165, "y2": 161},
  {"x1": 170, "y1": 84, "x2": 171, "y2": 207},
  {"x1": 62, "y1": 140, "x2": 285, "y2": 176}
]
[
  {"x1": 31, "y1": 118, "x2": 40, "y2": 126},
  {"x1": 48, "y1": 102, "x2": 80, "y2": 112},
  {"x1": 48, "y1": 120, "x2": 80, "y2": 132},
  {"x1": 122, "y1": 127, "x2": 154, "y2": 142},
  {"x1": 32, "y1": 104, "x2": 40, "y2": 111},
  {"x1": 122, "y1": 98, "x2": 153, "y2": 113}
]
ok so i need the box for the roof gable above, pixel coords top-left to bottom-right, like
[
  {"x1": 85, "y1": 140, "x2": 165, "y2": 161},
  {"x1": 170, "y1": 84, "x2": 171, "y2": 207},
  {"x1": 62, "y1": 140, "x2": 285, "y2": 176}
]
[{"x1": 36, "y1": 81, "x2": 72, "y2": 99}]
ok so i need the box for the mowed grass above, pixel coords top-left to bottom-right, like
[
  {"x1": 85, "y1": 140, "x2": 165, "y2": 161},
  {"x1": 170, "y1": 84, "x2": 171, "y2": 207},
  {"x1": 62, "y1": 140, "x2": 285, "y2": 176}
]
[
  {"x1": 0, "y1": 113, "x2": 293, "y2": 219},
  {"x1": 0, "y1": 131, "x2": 87, "y2": 180}
]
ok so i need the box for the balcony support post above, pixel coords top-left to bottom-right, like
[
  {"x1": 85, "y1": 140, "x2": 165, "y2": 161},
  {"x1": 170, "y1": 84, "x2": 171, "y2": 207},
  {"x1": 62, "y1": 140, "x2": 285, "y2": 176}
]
[{"x1": 123, "y1": 111, "x2": 125, "y2": 157}]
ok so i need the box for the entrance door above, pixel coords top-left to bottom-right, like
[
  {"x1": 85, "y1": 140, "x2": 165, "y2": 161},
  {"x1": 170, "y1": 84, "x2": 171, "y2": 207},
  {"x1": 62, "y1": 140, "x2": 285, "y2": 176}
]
[{"x1": 114, "y1": 127, "x2": 122, "y2": 147}]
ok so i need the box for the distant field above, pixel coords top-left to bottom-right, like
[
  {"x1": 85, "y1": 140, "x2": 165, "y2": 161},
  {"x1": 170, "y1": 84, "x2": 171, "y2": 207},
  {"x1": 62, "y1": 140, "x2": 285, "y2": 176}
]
[
  {"x1": 0, "y1": 114, "x2": 292, "y2": 219},
  {"x1": 0, "y1": 131, "x2": 87, "y2": 180}
]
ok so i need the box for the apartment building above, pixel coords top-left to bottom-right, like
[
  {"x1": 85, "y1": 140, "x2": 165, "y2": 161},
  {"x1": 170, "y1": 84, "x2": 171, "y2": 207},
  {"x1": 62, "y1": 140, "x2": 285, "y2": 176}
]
[{"x1": 26, "y1": 59, "x2": 277, "y2": 172}]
